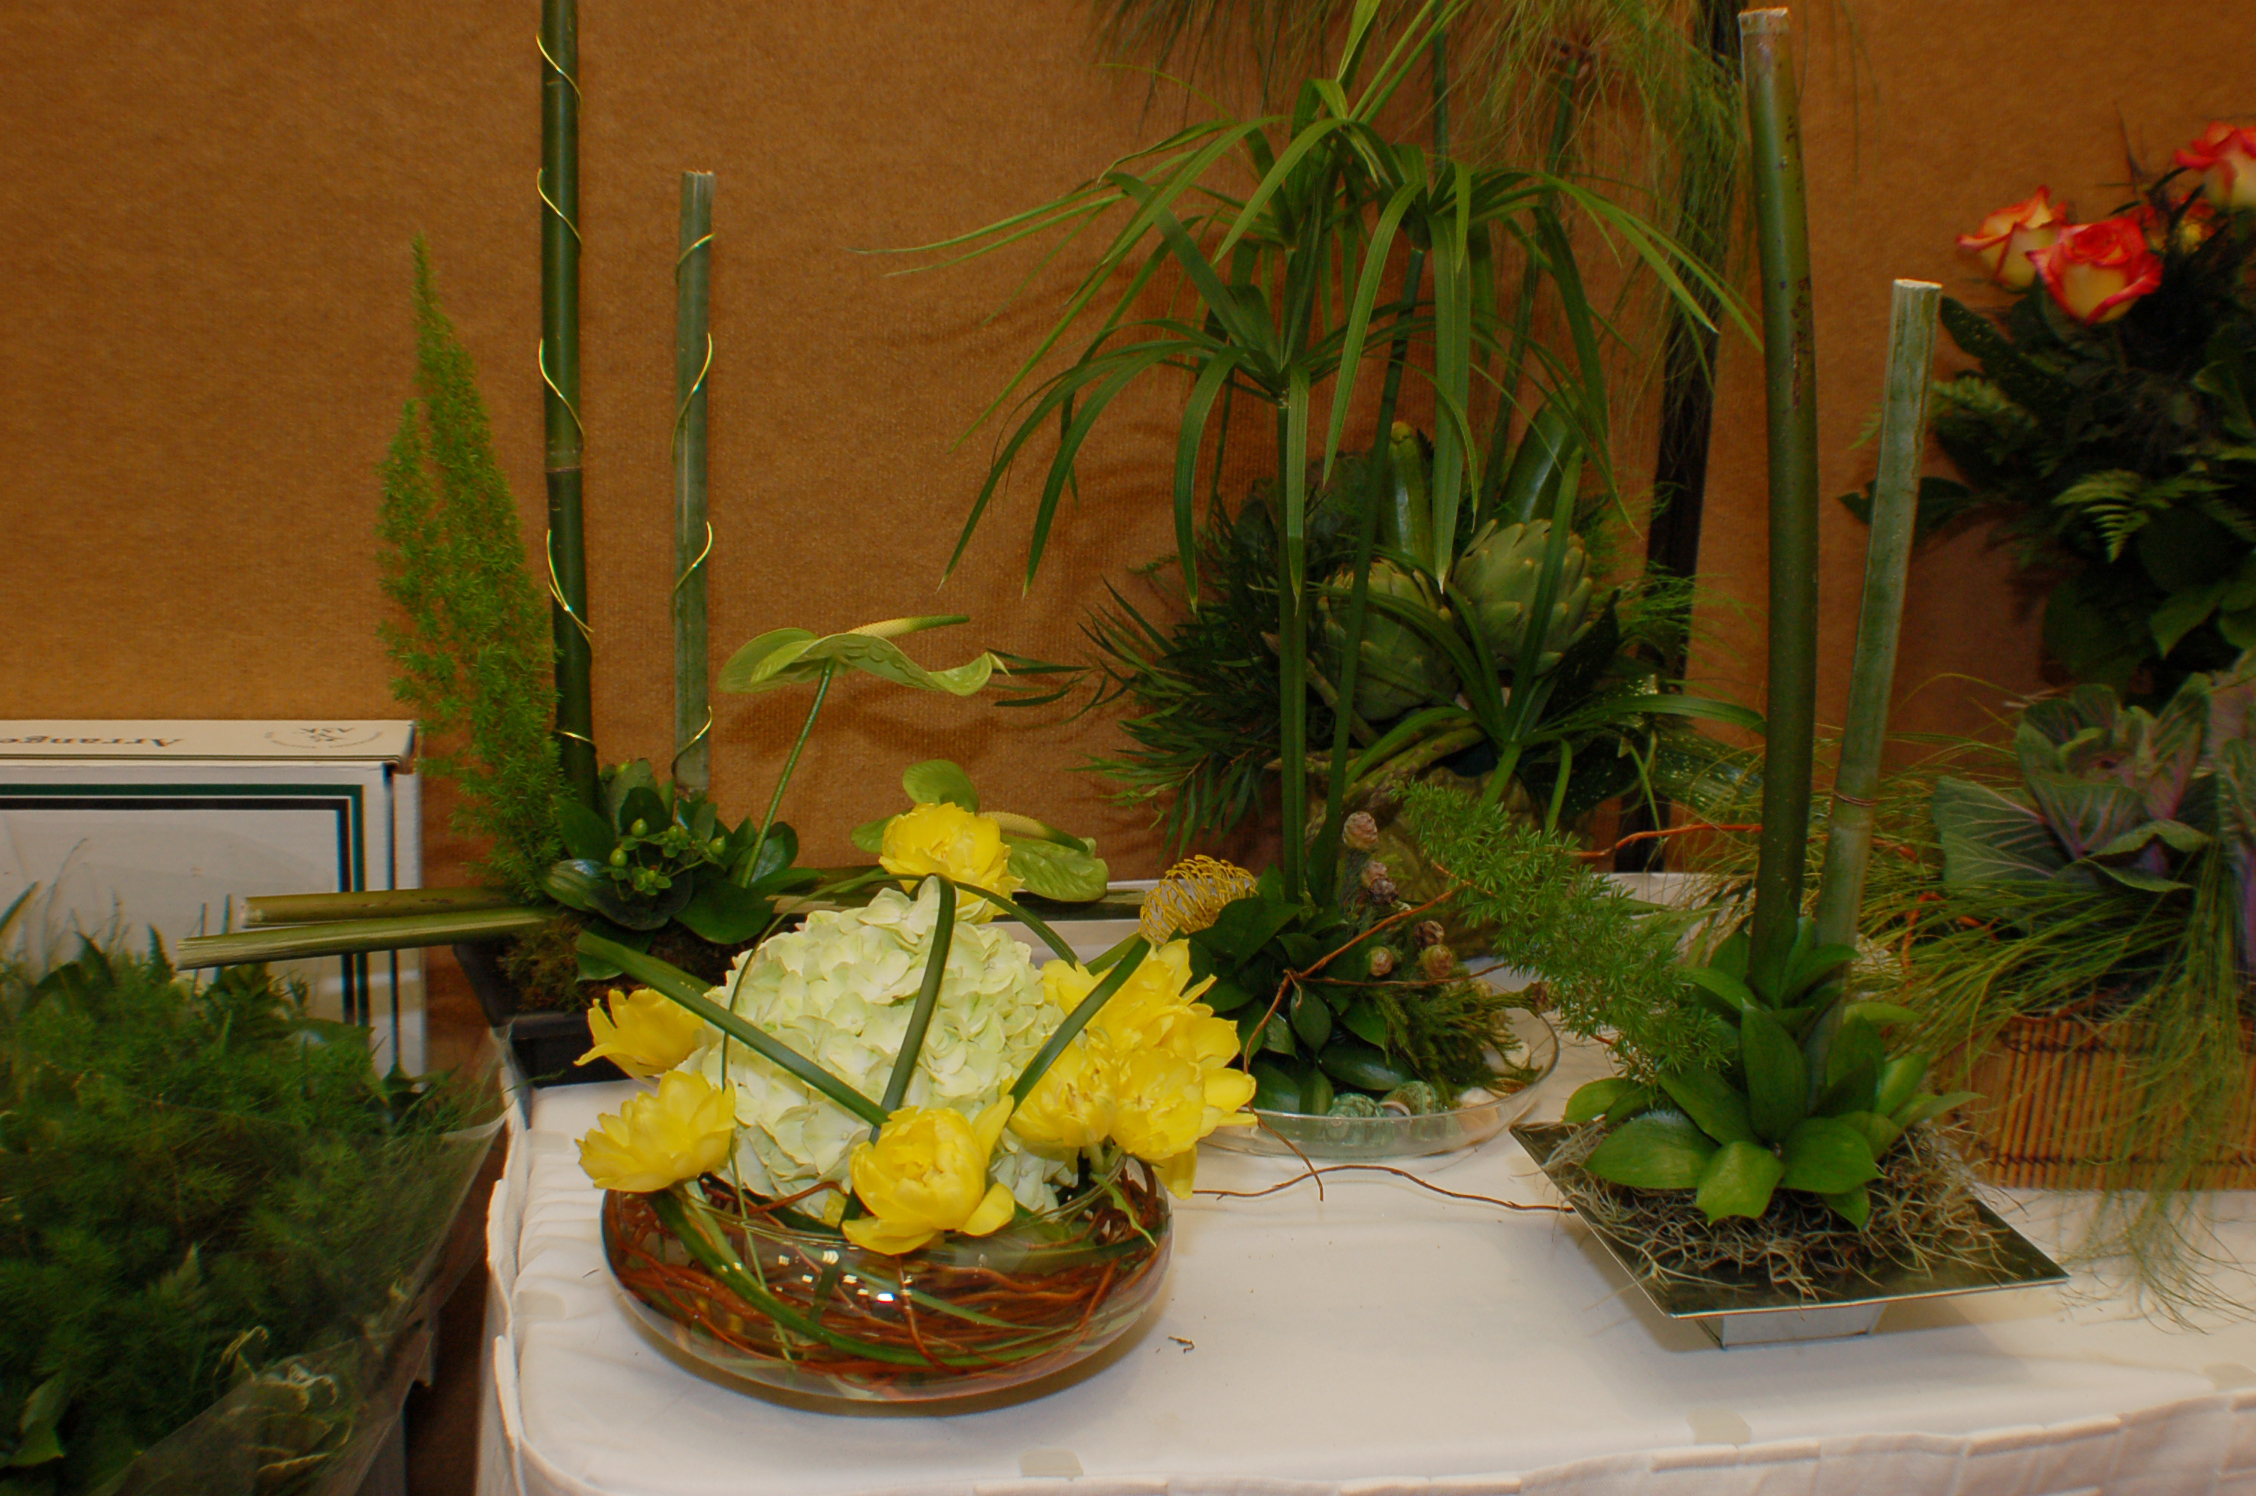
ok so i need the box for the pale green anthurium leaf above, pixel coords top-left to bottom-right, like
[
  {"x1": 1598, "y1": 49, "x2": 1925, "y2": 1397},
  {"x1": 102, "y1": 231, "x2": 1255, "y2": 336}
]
[
  {"x1": 1932, "y1": 777, "x2": 2067, "y2": 886},
  {"x1": 902, "y1": 758, "x2": 979, "y2": 811},
  {"x1": 1892, "y1": 1090, "x2": 1981, "y2": 1129},
  {"x1": 1563, "y1": 1076, "x2": 1639, "y2": 1124},
  {"x1": 717, "y1": 616, "x2": 998, "y2": 696},
  {"x1": 1585, "y1": 1110, "x2": 1715, "y2": 1190},
  {"x1": 1005, "y1": 837, "x2": 1110, "y2": 902},
  {"x1": 1844, "y1": 1001, "x2": 1921, "y2": 1029},
  {"x1": 1695, "y1": 1140, "x2": 1784, "y2": 1222},
  {"x1": 850, "y1": 817, "x2": 891, "y2": 855},
  {"x1": 1778, "y1": 1116, "x2": 1882, "y2": 1194},
  {"x1": 988, "y1": 809, "x2": 1093, "y2": 852},
  {"x1": 1822, "y1": 1184, "x2": 1872, "y2": 1228},
  {"x1": 1657, "y1": 1070, "x2": 1756, "y2": 1146},
  {"x1": 1874, "y1": 1053, "x2": 1929, "y2": 1118},
  {"x1": 1833, "y1": 1109, "x2": 1904, "y2": 1156},
  {"x1": 1740, "y1": 1007, "x2": 1807, "y2": 1143}
]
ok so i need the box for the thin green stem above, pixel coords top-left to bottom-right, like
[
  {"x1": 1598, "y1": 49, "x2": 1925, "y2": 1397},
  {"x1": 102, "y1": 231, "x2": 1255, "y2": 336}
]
[
  {"x1": 748, "y1": 661, "x2": 834, "y2": 885},
  {"x1": 1740, "y1": 8, "x2": 1820, "y2": 995},
  {"x1": 955, "y1": 883, "x2": 1076, "y2": 962},
  {"x1": 874, "y1": 877, "x2": 956, "y2": 1134},
  {"x1": 672, "y1": 172, "x2": 715, "y2": 795}
]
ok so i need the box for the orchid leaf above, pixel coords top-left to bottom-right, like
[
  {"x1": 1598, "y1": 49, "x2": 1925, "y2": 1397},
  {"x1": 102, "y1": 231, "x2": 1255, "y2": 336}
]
[
  {"x1": 1585, "y1": 1111, "x2": 1715, "y2": 1190},
  {"x1": 1778, "y1": 1117, "x2": 1881, "y2": 1194},
  {"x1": 902, "y1": 759, "x2": 980, "y2": 811},
  {"x1": 1563, "y1": 1077, "x2": 1641, "y2": 1124},
  {"x1": 1695, "y1": 1141, "x2": 1784, "y2": 1222}
]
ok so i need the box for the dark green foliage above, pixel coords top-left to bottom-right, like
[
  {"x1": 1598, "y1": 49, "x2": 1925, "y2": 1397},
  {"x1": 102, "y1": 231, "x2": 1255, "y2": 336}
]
[
  {"x1": 1897, "y1": 177, "x2": 2256, "y2": 699},
  {"x1": 378, "y1": 241, "x2": 567, "y2": 899},
  {"x1": 1399, "y1": 780, "x2": 1717, "y2": 1078},
  {"x1": 0, "y1": 943, "x2": 491, "y2": 1495},
  {"x1": 1178, "y1": 863, "x2": 1522, "y2": 1108}
]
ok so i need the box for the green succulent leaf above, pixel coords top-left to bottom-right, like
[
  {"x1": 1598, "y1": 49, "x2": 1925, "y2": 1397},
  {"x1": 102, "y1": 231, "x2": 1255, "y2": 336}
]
[
  {"x1": 1604, "y1": 1083, "x2": 1658, "y2": 1126},
  {"x1": 1584, "y1": 1110, "x2": 1716, "y2": 1190},
  {"x1": 1825, "y1": 1017, "x2": 1889, "y2": 1095},
  {"x1": 1563, "y1": 1077, "x2": 1641, "y2": 1124},
  {"x1": 1892, "y1": 1090, "x2": 1981, "y2": 1129},
  {"x1": 1709, "y1": 930, "x2": 1751, "y2": 982},
  {"x1": 850, "y1": 817, "x2": 890, "y2": 855},
  {"x1": 1740, "y1": 1008, "x2": 1808, "y2": 1142},
  {"x1": 1843, "y1": 1001, "x2": 1920, "y2": 1029},
  {"x1": 1778, "y1": 1116, "x2": 1882, "y2": 1194},
  {"x1": 1683, "y1": 965, "x2": 1757, "y2": 1018},
  {"x1": 1932, "y1": 777, "x2": 2068, "y2": 886},
  {"x1": 1695, "y1": 1140, "x2": 1785, "y2": 1222},
  {"x1": 718, "y1": 617, "x2": 1000, "y2": 697},
  {"x1": 1822, "y1": 1184, "x2": 1872, "y2": 1228},
  {"x1": 1658, "y1": 1070, "x2": 1757, "y2": 1146},
  {"x1": 1833, "y1": 1110, "x2": 1904, "y2": 1157},
  {"x1": 1874, "y1": 1054, "x2": 1929, "y2": 1118},
  {"x1": 902, "y1": 758, "x2": 980, "y2": 811}
]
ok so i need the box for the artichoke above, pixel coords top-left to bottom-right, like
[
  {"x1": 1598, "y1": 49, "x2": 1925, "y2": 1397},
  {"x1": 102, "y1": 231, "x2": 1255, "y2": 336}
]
[
  {"x1": 1453, "y1": 518, "x2": 1596, "y2": 675},
  {"x1": 1321, "y1": 558, "x2": 1458, "y2": 721}
]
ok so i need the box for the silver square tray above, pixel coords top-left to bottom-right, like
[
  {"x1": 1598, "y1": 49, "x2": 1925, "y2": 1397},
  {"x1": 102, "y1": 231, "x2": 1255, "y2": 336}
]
[{"x1": 1512, "y1": 1123, "x2": 2068, "y2": 1347}]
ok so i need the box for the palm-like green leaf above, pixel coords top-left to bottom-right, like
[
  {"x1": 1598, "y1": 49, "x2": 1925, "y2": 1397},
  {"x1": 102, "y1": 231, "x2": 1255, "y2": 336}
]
[{"x1": 717, "y1": 617, "x2": 1001, "y2": 697}]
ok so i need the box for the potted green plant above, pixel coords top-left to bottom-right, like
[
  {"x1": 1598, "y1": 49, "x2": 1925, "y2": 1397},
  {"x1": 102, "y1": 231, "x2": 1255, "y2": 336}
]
[
  {"x1": 1868, "y1": 121, "x2": 2256, "y2": 700},
  {"x1": 932, "y1": 0, "x2": 1749, "y2": 1137}
]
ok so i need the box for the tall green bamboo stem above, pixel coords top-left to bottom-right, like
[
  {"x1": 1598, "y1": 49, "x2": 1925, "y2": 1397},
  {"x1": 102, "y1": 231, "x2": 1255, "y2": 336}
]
[
  {"x1": 1739, "y1": 7, "x2": 1819, "y2": 993},
  {"x1": 1812, "y1": 279, "x2": 1939, "y2": 948},
  {"x1": 672, "y1": 172, "x2": 715, "y2": 796},
  {"x1": 541, "y1": 0, "x2": 597, "y2": 811}
]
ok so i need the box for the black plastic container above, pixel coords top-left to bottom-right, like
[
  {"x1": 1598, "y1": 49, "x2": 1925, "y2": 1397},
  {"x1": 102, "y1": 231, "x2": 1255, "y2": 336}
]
[{"x1": 453, "y1": 941, "x2": 625, "y2": 1087}]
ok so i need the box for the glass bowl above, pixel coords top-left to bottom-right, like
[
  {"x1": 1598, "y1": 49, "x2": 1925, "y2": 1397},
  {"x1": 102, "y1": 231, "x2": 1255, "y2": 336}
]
[
  {"x1": 1207, "y1": 1012, "x2": 1559, "y2": 1160},
  {"x1": 602, "y1": 1161, "x2": 1170, "y2": 1409}
]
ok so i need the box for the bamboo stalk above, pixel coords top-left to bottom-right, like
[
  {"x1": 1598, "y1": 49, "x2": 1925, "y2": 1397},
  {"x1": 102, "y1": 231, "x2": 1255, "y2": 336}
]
[
  {"x1": 673, "y1": 171, "x2": 716, "y2": 796},
  {"x1": 541, "y1": 0, "x2": 597, "y2": 811},
  {"x1": 177, "y1": 907, "x2": 553, "y2": 968},
  {"x1": 1738, "y1": 8, "x2": 1820, "y2": 995},
  {"x1": 243, "y1": 888, "x2": 521, "y2": 925},
  {"x1": 1812, "y1": 280, "x2": 1939, "y2": 949}
]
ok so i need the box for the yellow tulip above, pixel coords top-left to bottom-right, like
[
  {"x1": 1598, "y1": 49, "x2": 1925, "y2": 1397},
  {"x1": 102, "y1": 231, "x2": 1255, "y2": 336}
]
[
  {"x1": 577, "y1": 987, "x2": 704, "y2": 1078},
  {"x1": 1041, "y1": 941, "x2": 1218, "y2": 1051},
  {"x1": 577, "y1": 1071, "x2": 736, "y2": 1193},
  {"x1": 844, "y1": 1099, "x2": 1018, "y2": 1255},
  {"x1": 879, "y1": 802, "x2": 1020, "y2": 918},
  {"x1": 1009, "y1": 1036, "x2": 1119, "y2": 1152}
]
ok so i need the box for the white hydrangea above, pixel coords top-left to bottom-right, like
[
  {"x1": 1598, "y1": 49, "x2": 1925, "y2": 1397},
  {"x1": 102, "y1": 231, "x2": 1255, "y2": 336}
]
[{"x1": 681, "y1": 881, "x2": 1073, "y2": 1211}]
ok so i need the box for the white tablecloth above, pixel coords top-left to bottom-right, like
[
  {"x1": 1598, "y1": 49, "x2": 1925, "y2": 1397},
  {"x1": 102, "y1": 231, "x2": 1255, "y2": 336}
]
[{"x1": 479, "y1": 1050, "x2": 2256, "y2": 1496}]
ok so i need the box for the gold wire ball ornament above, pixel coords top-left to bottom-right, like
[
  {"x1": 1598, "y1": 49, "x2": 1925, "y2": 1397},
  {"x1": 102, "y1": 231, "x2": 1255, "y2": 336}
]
[{"x1": 1139, "y1": 857, "x2": 1259, "y2": 943}]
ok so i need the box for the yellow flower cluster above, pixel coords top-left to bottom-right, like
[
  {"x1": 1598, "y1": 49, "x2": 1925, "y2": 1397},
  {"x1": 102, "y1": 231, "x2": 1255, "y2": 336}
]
[
  {"x1": 1011, "y1": 942, "x2": 1257, "y2": 1198},
  {"x1": 577, "y1": 1071, "x2": 736, "y2": 1193},
  {"x1": 576, "y1": 987, "x2": 704, "y2": 1078},
  {"x1": 879, "y1": 802, "x2": 1020, "y2": 919},
  {"x1": 842, "y1": 1099, "x2": 1018, "y2": 1255}
]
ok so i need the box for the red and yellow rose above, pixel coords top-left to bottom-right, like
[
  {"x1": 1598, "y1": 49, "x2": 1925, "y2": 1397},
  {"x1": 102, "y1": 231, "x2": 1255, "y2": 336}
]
[
  {"x1": 2176, "y1": 122, "x2": 2256, "y2": 212},
  {"x1": 2028, "y1": 216, "x2": 2163, "y2": 325},
  {"x1": 1957, "y1": 187, "x2": 2068, "y2": 289}
]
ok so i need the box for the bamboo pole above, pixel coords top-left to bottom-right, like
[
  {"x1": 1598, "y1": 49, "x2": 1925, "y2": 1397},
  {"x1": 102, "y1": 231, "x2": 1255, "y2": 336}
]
[
  {"x1": 541, "y1": 0, "x2": 598, "y2": 811},
  {"x1": 673, "y1": 171, "x2": 716, "y2": 796},
  {"x1": 178, "y1": 907, "x2": 553, "y2": 968},
  {"x1": 1738, "y1": 8, "x2": 1820, "y2": 994},
  {"x1": 243, "y1": 888, "x2": 521, "y2": 925},
  {"x1": 1812, "y1": 279, "x2": 1939, "y2": 948}
]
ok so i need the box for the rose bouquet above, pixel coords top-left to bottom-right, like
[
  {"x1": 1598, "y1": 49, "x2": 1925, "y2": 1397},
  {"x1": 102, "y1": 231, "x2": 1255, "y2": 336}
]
[
  {"x1": 569, "y1": 806, "x2": 1254, "y2": 1397},
  {"x1": 1866, "y1": 122, "x2": 2256, "y2": 698}
]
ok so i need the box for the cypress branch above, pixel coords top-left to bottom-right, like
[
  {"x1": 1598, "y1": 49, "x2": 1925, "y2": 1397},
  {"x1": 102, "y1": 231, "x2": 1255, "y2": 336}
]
[{"x1": 376, "y1": 243, "x2": 565, "y2": 899}]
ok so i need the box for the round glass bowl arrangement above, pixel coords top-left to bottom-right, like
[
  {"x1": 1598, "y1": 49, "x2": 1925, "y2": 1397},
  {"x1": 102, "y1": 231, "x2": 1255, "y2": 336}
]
[
  {"x1": 603, "y1": 1161, "x2": 1171, "y2": 1407},
  {"x1": 1208, "y1": 1012, "x2": 1559, "y2": 1160}
]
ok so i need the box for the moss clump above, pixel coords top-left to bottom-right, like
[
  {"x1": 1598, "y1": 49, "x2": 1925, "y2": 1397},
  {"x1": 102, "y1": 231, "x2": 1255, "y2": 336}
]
[{"x1": 1544, "y1": 1122, "x2": 1999, "y2": 1301}]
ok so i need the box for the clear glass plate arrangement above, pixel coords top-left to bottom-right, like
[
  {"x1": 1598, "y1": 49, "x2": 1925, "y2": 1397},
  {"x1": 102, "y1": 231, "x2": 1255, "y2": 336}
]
[{"x1": 1208, "y1": 1013, "x2": 1559, "y2": 1160}]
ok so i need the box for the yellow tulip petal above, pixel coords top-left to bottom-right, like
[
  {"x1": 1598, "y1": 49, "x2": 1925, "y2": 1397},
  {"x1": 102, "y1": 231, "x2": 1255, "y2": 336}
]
[
  {"x1": 961, "y1": 1180, "x2": 1018, "y2": 1237},
  {"x1": 972, "y1": 1097, "x2": 1014, "y2": 1153},
  {"x1": 1153, "y1": 1150, "x2": 1199, "y2": 1199},
  {"x1": 842, "y1": 1215, "x2": 939, "y2": 1255}
]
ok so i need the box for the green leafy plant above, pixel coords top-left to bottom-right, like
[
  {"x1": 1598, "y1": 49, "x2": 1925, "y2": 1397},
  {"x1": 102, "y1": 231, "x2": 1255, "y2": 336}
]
[
  {"x1": 931, "y1": 0, "x2": 1735, "y2": 907},
  {"x1": 1565, "y1": 925, "x2": 1974, "y2": 1226},
  {"x1": 376, "y1": 243, "x2": 566, "y2": 901},
  {"x1": 0, "y1": 933, "x2": 494, "y2": 1496},
  {"x1": 1873, "y1": 147, "x2": 2256, "y2": 698}
]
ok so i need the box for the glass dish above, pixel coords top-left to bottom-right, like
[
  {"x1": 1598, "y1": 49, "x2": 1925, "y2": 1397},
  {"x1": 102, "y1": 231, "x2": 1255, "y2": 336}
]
[
  {"x1": 602, "y1": 1161, "x2": 1170, "y2": 1409},
  {"x1": 1207, "y1": 1012, "x2": 1559, "y2": 1160}
]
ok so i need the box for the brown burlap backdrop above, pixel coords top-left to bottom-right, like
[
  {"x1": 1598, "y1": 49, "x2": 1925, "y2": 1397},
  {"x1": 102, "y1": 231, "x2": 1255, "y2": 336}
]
[{"x1": 4, "y1": 1, "x2": 2252, "y2": 899}]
